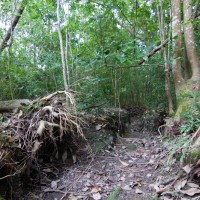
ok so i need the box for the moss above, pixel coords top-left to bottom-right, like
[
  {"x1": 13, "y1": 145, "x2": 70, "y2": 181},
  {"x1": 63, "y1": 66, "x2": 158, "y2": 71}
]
[
  {"x1": 107, "y1": 187, "x2": 122, "y2": 200},
  {"x1": 188, "y1": 146, "x2": 200, "y2": 163},
  {"x1": 175, "y1": 98, "x2": 191, "y2": 119},
  {"x1": 175, "y1": 87, "x2": 197, "y2": 119}
]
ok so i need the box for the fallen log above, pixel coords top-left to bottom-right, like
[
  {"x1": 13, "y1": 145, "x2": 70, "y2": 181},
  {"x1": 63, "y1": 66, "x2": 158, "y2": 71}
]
[{"x1": 0, "y1": 99, "x2": 31, "y2": 113}]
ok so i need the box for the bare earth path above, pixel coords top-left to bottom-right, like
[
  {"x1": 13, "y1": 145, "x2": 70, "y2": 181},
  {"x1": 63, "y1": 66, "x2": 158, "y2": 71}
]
[{"x1": 25, "y1": 127, "x2": 171, "y2": 200}]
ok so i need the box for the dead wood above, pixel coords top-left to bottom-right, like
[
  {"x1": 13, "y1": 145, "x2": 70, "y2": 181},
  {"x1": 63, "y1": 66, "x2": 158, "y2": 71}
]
[{"x1": 0, "y1": 99, "x2": 31, "y2": 113}]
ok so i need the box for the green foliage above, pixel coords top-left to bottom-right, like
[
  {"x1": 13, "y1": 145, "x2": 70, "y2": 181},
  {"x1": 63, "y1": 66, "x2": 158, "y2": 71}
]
[
  {"x1": 179, "y1": 92, "x2": 200, "y2": 134},
  {"x1": 188, "y1": 146, "x2": 200, "y2": 163},
  {"x1": 167, "y1": 135, "x2": 191, "y2": 165},
  {"x1": 107, "y1": 187, "x2": 122, "y2": 200},
  {"x1": 0, "y1": 196, "x2": 5, "y2": 200},
  {"x1": 166, "y1": 92, "x2": 199, "y2": 165},
  {"x1": 0, "y1": 0, "x2": 196, "y2": 114}
]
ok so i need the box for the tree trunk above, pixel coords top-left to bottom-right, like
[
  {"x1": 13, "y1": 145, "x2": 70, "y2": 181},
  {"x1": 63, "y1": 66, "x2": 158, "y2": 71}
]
[
  {"x1": 0, "y1": 99, "x2": 31, "y2": 113},
  {"x1": 184, "y1": 42, "x2": 191, "y2": 79},
  {"x1": 56, "y1": 0, "x2": 68, "y2": 92},
  {"x1": 171, "y1": 0, "x2": 184, "y2": 93},
  {"x1": 0, "y1": 0, "x2": 27, "y2": 53},
  {"x1": 184, "y1": 0, "x2": 200, "y2": 90},
  {"x1": 157, "y1": 3, "x2": 174, "y2": 115}
]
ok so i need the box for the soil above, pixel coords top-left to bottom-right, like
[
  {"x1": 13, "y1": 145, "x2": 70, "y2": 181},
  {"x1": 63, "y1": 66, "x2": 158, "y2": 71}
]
[
  {"x1": 20, "y1": 116, "x2": 176, "y2": 200},
  {"x1": 1, "y1": 112, "x2": 198, "y2": 200}
]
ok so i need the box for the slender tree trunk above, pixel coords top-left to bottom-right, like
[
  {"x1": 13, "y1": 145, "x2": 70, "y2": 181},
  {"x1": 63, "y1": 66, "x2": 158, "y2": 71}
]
[
  {"x1": 171, "y1": 0, "x2": 184, "y2": 93},
  {"x1": 65, "y1": 30, "x2": 70, "y2": 85},
  {"x1": 56, "y1": 0, "x2": 68, "y2": 92},
  {"x1": 0, "y1": 0, "x2": 27, "y2": 53},
  {"x1": 184, "y1": 0, "x2": 200, "y2": 90},
  {"x1": 157, "y1": 3, "x2": 174, "y2": 114},
  {"x1": 184, "y1": 42, "x2": 191, "y2": 79},
  {"x1": 193, "y1": 0, "x2": 200, "y2": 18}
]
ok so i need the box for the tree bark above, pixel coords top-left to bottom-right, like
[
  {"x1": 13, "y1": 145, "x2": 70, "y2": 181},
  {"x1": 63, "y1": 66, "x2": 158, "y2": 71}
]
[
  {"x1": 171, "y1": 0, "x2": 184, "y2": 92},
  {"x1": 0, "y1": 0, "x2": 27, "y2": 53},
  {"x1": 157, "y1": 3, "x2": 174, "y2": 115},
  {"x1": 184, "y1": 0, "x2": 200, "y2": 90},
  {"x1": 56, "y1": 0, "x2": 68, "y2": 92}
]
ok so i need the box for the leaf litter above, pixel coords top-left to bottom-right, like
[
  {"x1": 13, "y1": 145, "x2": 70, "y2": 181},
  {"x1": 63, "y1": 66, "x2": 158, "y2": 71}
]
[{"x1": 1, "y1": 102, "x2": 200, "y2": 200}]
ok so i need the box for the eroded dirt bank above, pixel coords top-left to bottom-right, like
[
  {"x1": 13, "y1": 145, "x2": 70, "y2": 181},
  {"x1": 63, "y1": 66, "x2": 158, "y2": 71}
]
[{"x1": 0, "y1": 100, "x2": 199, "y2": 200}]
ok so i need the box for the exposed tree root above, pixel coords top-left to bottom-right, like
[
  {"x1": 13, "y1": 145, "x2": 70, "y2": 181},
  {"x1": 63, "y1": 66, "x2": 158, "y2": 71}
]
[{"x1": 0, "y1": 91, "x2": 87, "y2": 188}]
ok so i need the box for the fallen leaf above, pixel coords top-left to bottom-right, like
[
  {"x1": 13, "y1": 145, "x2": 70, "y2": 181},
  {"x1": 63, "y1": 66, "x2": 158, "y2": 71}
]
[
  {"x1": 91, "y1": 187, "x2": 99, "y2": 193},
  {"x1": 8, "y1": 137, "x2": 13, "y2": 143},
  {"x1": 163, "y1": 197, "x2": 173, "y2": 200},
  {"x1": 182, "y1": 164, "x2": 192, "y2": 174},
  {"x1": 130, "y1": 181, "x2": 138, "y2": 188},
  {"x1": 147, "y1": 173, "x2": 151, "y2": 177},
  {"x1": 155, "y1": 185, "x2": 170, "y2": 194},
  {"x1": 51, "y1": 181, "x2": 57, "y2": 189},
  {"x1": 18, "y1": 110, "x2": 23, "y2": 118},
  {"x1": 153, "y1": 185, "x2": 160, "y2": 192},
  {"x1": 95, "y1": 125, "x2": 102, "y2": 130},
  {"x1": 135, "y1": 188, "x2": 143, "y2": 194},
  {"x1": 119, "y1": 159, "x2": 129, "y2": 167},
  {"x1": 92, "y1": 192, "x2": 101, "y2": 200},
  {"x1": 119, "y1": 176, "x2": 125, "y2": 181},
  {"x1": 164, "y1": 166, "x2": 170, "y2": 172},
  {"x1": 93, "y1": 185, "x2": 101, "y2": 191},
  {"x1": 174, "y1": 179, "x2": 187, "y2": 191},
  {"x1": 122, "y1": 185, "x2": 132, "y2": 191},
  {"x1": 68, "y1": 194, "x2": 79, "y2": 200},
  {"x1": 43, "y1": 168, "x2": 52, "y2": 173},
  {"x1": 149, "y1": 159, "x2": 154, "y2": 164},
  {"x1": 187, "y1": 182, "x2": 199, "y2": 188},
  {"x1": 82, "y1": 187, "x2": 89, "y2": 192},
  {"x1": 154, "y1": 164, "x2": 159, "y2": 169},
  {"x1": 180, "y1": 188, "x2": 200, "y2": 196}
]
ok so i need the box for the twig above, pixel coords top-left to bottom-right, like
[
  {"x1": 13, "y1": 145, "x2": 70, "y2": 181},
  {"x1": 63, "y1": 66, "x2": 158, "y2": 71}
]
[
  {"x1": 191, "y1": 127, "x2": 200, "y2": 143},
  {"x1": 158, "y1": 124, "x2": 167, "y2": 141},
  {"x1": 59, "y1": 159, "x2": 94, "y2": 200},
  {"x1": 44, "y1": 189, "x2": 66, "y2": 194},
  {"x1": 158, "y1": 177, "x2": 178, "y2": 186},
  {"x1": 0, "y1": 163, "x2": 26, "y2": 180},
  {"x1": 156, "y1": 171, "x2": 183, "y2": 194}
]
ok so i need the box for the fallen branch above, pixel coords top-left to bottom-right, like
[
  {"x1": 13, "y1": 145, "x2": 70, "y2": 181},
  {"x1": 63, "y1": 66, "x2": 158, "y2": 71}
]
[
  {"x1": 156, "y1": 171, "x2": 183, "y2": 194},
  {"x1": 0, "y1": 99, "x2": 31, "y2": 113}
]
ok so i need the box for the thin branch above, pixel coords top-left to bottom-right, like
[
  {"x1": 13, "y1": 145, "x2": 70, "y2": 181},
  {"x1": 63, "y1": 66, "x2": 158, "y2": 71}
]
[
  {"x1": 137, "y1": 37, "x2": 170, "y2": 65},
  {"x1": 193, "y1": 0, "x2": 200, "y2": 18},
  {"x1": 57, "y1": 0, "x2": 69, "y2": 92},
  {"x1": 0, "y1": 0, "x2": 28, "y2": 53}
]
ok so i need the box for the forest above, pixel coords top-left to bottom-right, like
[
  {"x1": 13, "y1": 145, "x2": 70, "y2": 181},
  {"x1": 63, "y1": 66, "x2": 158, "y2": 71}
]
[{"x1": 0, "y1": 0, "x2": 200, "y2": 199}]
